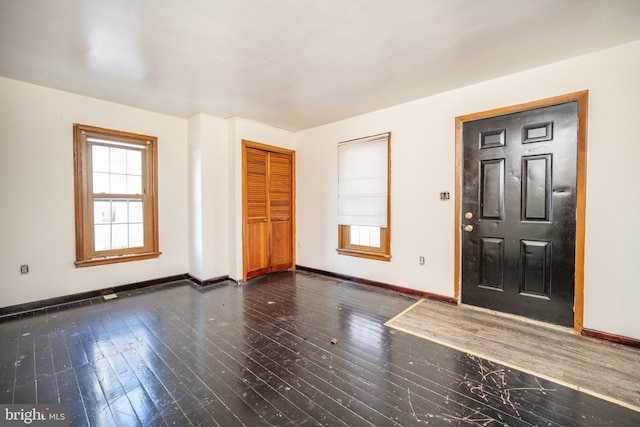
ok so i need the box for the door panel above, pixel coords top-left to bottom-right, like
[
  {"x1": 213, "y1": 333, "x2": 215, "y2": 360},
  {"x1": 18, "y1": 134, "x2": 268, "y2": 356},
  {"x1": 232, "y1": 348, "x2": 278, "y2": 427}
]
[
  {"x1": 247, "y1": 222, "x2": 269, "y2": 276},
  {"x1": 270, "y1": 221, "x2": 292, "y2": 269},
  {"x1": 522, "y1": 155, "x2": 551, "y2": 221},
  {"x1": 245, "y1": 148, "x2": 269, "y2": 277},
  {"x1": 268, "y1": 152, "x2": 293, "y2": 271},
  {"x1": 520, "y1": 240, "x2": 551, "y2": 298},
  {"x1": 461, "y1": 101, "x2": 578, "y2": 326},
  {"x1": 479, "y1": 159, "x2": 504, "y2": 219},
  {"x1": 479, "y1": 237, "x2": 504, "y2": 290}
]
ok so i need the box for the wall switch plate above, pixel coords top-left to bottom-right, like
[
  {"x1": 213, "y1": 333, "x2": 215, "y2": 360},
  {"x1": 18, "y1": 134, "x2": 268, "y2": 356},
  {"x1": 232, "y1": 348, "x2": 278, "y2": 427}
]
[
  {"x1": 440, "y1": 192, "x2": 450, "y2": 200},
  {"x1": 20, "y1": 264, "x2": 29, "y2": 274}
]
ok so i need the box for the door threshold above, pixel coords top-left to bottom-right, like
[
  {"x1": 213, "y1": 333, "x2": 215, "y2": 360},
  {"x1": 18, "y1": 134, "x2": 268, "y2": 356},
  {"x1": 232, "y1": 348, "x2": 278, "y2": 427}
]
[{"x1": 460, "y1": 302, "x2": 574, "y2": 334}]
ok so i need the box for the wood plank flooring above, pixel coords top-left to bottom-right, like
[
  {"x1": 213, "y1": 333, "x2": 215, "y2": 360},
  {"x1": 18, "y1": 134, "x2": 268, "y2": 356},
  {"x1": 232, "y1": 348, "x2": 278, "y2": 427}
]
[
  {"x1": 385, "y1": 298, "x2": 640, "y2": 411},
  {"x1": 1, "y1": 270, "x2": 639, "y2": 426}
]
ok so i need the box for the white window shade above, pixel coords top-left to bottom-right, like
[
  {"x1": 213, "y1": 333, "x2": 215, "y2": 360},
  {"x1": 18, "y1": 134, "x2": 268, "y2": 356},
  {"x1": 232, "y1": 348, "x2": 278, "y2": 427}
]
[{"x1": 338, "y1": 133, "x2": 389, "y2": 227}]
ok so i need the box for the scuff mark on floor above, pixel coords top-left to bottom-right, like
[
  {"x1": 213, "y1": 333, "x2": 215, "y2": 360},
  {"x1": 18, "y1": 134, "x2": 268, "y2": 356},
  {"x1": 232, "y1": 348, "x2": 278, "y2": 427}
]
[
  {"x1": 409, "y1": 385, "x2": 500, "y2": 426},
  {"x1": 438, "y1": 354, "x2": 558, "y2": 424},
  {"x1": 407, "y1": 387, "x2": 433, "y2": 425}
]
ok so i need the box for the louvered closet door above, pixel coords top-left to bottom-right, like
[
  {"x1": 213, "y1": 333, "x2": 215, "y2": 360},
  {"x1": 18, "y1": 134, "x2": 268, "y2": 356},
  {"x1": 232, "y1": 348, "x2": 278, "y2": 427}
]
[{"x1": 243, "y1": 144, "x2": 294, "y2": 280}]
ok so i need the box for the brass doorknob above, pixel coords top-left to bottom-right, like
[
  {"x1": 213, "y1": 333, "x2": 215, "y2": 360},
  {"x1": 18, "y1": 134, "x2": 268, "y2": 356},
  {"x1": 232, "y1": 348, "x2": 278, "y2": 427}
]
[{"x1": 464, "y1": 224, "x2": 474, "y2": 232}]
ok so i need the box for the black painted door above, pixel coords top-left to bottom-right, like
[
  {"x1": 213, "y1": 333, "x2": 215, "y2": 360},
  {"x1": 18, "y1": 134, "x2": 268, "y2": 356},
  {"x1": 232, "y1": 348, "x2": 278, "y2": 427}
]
[{"x1": 461, "y1": 101, "x2": 578, "y2": 327}]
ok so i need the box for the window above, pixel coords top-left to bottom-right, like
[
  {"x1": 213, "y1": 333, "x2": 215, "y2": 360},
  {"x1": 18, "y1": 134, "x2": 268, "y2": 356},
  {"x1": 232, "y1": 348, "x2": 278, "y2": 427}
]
[
  {"x1": 73, "y1": 124, "x2": 160, "y2": 267},
  {"x1": 337, "y1": 132, "x2": 391, "y2": 261}
]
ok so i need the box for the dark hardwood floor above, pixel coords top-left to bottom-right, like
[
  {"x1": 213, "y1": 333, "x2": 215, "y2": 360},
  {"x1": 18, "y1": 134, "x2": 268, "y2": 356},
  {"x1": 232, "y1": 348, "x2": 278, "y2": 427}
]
[{"x1": 1, "y1": 271, "x2": 638, "y2": 426}]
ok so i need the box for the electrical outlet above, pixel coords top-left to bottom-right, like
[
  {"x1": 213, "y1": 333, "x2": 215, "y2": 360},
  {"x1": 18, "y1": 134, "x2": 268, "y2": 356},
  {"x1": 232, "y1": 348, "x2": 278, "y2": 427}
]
[
  {"x1": 419, "y1": 256, "x2": 425, "y2": 266},
  {"x1": 20, "y1": 264, "x2": 29, "y2": 274}
]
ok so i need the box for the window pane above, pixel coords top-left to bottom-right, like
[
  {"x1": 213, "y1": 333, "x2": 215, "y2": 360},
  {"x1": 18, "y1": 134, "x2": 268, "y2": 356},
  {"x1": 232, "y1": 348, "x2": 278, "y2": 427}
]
[
  {"x1": 111, "y1": 200, "x2": 128, "y2": 224},
  {"x1": 349, "y1": 225, "x2": 380, "y2": 248},
  {"x1": 92, "y1": 172, "x2": 109, "y2": 194},
  {"x1": 362, "y1": 227, "x2": 379, "y2": 246},
  {"x1": 370, "y1": 227, "x2": 381, "y2": 248},
  {"x1": 129, "y1": 200, "x2": 143, "y2": 222},
  {"x1": 127, "y1": 149, "x2": 142, "y2": 175},
  {"x1": 359, "y1": 226, "x2": 371, "y2": 246},
  {"x1": 110, "y1": 174, "x2": 127, "y2": 194},
  {"x1": 92, "y1": 145, "x2": 110, "y2": 172},
  {"x1": 350, "y1": 225, "x2": 360, "y2": 245},
  {"x1": 94, "y1": 224, "x2": 111, "y2": 251},
  {"x1": 129, "y1": 223, "x2": 144, "y2": 247},
  {"x1": 94, "y1": 200, "x2": 112, "y2": 224},
  {"x1": 112, "y1": 224, "x2": 128, "y2": 248},
  {"x1": 352, "y1": 226, "x2": 367, "y2": 245},
  {"x1": 127, "y1": 175, "x2": 142, "y2": 194},
  {"x1": 110, "y1": 147, "x2": 127, "y2": 174}
]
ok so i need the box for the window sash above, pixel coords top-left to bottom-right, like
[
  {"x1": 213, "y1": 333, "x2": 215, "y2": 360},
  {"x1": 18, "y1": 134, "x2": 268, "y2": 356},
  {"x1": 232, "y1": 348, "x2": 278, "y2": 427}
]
[
  {"x1": 92, "y1": 197, "x2": 146, "y2": 253},
  {"x1": 90, "y1": 143, "x2": 144, "y2": 195}
]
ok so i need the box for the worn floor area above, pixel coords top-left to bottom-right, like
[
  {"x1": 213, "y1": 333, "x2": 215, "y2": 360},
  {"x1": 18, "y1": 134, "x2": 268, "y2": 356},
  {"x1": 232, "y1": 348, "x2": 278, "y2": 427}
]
[
  {"x1": 385, "y1": 298, "x2": 640, "y2": 411},
  {"x1": 1, "y1": 271, "x2": 639, "y2": 426}
]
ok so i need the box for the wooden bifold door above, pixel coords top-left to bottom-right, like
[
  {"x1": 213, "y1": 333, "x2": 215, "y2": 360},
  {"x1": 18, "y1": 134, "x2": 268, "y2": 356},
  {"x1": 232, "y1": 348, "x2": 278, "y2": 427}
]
[{"x1": 242, "y1": 141, "x2": 295, "y2": 280}]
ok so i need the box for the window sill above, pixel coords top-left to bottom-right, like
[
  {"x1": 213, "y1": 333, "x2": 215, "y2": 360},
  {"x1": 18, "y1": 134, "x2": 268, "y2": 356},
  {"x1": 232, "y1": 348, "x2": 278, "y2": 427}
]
[
  {"x1": 75, "y1": 251, "x2": 162, "y2": 268},
  {"x1": 336, "y1": 248, "x2": 391, "y2": 262}
]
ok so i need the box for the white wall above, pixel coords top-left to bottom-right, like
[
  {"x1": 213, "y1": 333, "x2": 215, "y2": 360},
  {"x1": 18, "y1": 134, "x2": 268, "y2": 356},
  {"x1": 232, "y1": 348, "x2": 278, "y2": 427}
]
[
  {"x1": 295, "y1": 40, "x2": 640, "y2": 340},
  {"x1": 0, "y1": 77, "x2": 189, "y2": 308},
  {"x1": 187, "y1": 114, "x2": 229, "y2": 281}
]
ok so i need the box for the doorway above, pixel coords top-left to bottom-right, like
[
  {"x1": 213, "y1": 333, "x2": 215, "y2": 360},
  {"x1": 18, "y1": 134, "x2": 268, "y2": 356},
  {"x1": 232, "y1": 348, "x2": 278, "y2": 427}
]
[
  {"x1": 455, "y1": 92, "x2": 588, "y2": 330},
  {"x1": 242, "y1": 140, "x2": 295, "y2": 280}
]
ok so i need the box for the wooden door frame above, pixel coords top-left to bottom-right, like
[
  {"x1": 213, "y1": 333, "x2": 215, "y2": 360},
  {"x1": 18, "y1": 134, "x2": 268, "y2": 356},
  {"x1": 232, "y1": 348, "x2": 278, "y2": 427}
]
[
  {"x1": 241, "y1": 139, "x2": 296, "y2": 281},
  {"x1": 454, "y1": 91, "x2": 588, "y2": 333}
]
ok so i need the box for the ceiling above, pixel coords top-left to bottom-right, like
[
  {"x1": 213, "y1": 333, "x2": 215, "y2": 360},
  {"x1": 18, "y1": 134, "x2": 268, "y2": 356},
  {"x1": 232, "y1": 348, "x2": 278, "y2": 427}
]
[{"x1": 1, "y1": 1, "x2": 639, "y2": 131}]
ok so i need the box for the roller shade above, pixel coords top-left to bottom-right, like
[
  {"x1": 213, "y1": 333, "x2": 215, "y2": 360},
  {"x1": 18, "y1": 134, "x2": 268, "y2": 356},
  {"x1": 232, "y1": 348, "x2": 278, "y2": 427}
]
[{"x1": 338, "y1": 133, "x2": 389, "y2": 227}]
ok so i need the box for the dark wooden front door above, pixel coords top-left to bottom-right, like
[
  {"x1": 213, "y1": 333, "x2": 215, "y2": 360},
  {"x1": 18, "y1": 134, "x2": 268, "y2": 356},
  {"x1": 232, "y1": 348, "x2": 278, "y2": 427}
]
[{"x1": 461, "y1": 101, "x2": 578, "y2": 326}]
